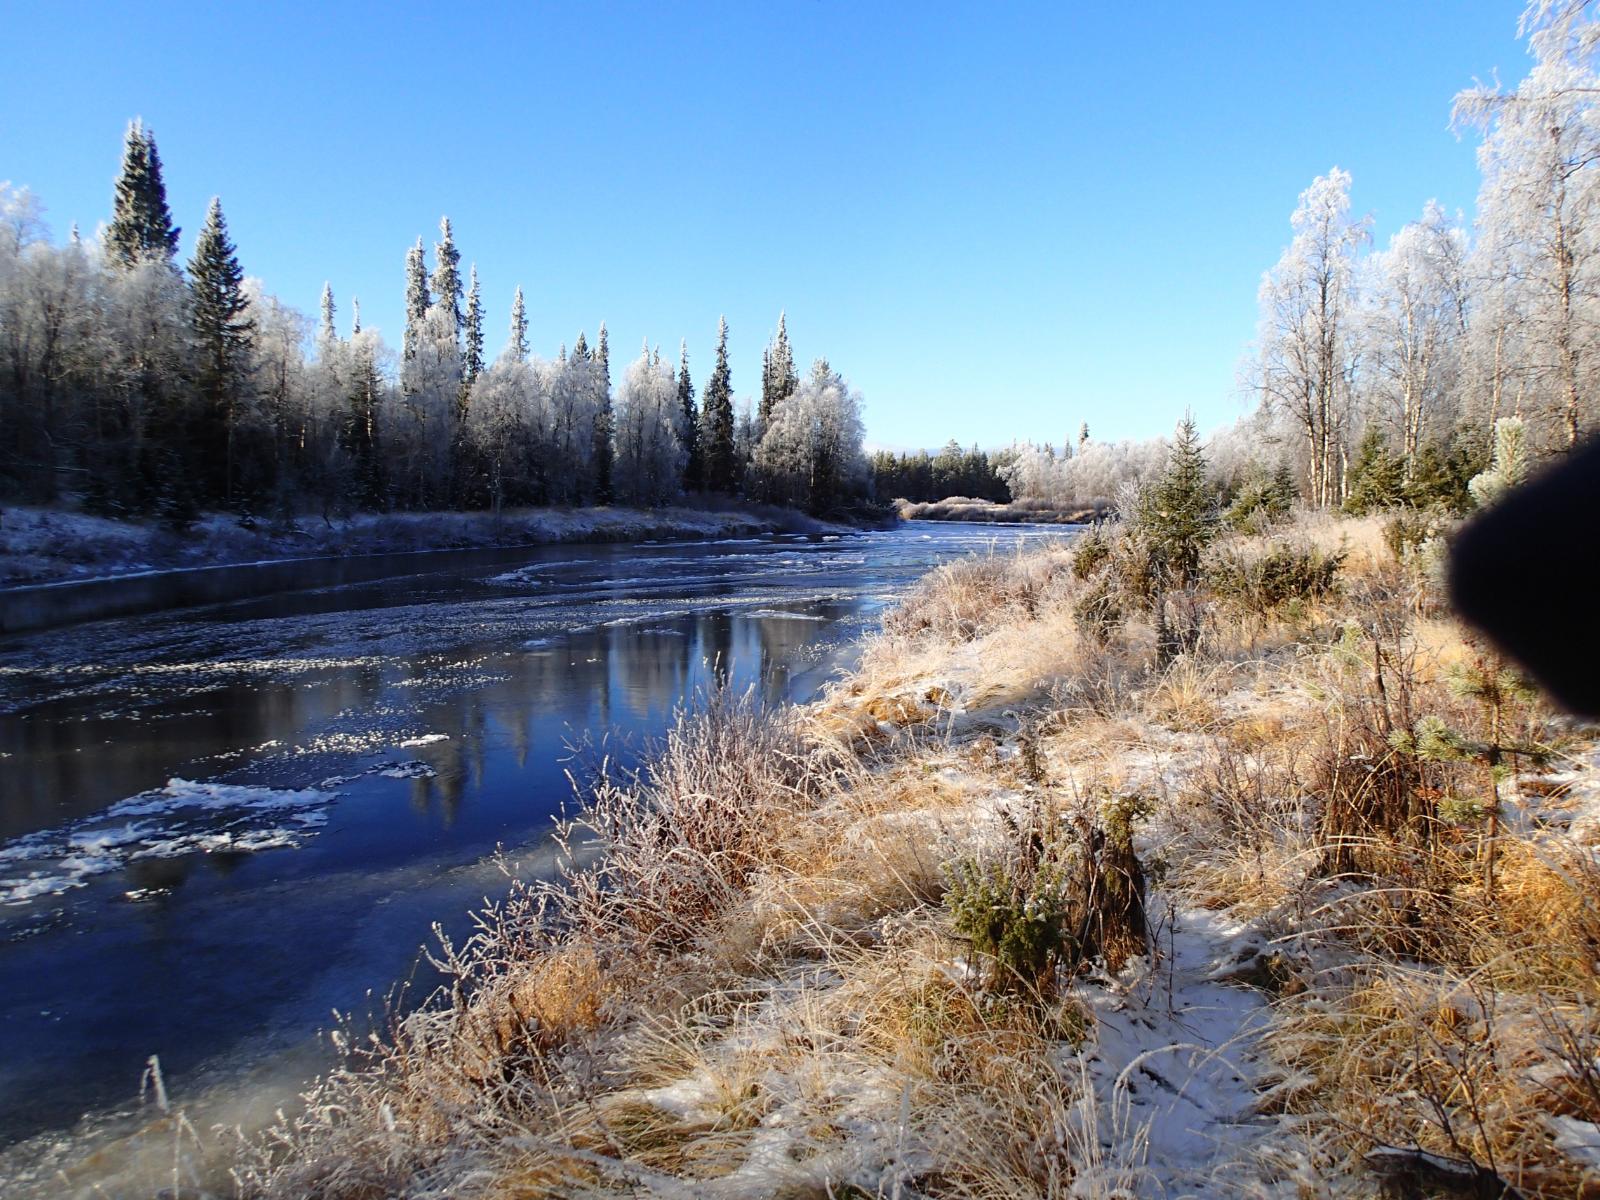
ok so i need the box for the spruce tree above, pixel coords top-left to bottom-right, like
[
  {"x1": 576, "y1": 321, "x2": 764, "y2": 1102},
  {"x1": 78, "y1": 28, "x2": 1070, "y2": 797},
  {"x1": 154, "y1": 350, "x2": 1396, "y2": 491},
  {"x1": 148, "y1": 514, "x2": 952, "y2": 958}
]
[
  {"x1": 1136, "y1": 414, "x2": 1215, "y2": 587},
  {"x1": 188, "y1": 196, "x2": 254, "y2": 504},
  {"x1": 342, "y1": 334, "x2": 384, "y2": 509},
  {"x1": 463, "y1": 266, "x2": 484, "y2": 385},
  {"x1": 700, "y1": 316, "x2": 736, "y2": 492},
  {"x1": 318, "y1": 283, "x2": 337, "y2": 347},
  {"x1": 431, "y1": 216, "x2": 462, "y2": 337},
  {"x1": 351, "y1": 297, "x2": 362, "y2": 336},
  {"x1": 508, "y1": 286, "x2": 528, "y2": 360},
  {"x1": 758, "y1": 310, "x2": 797, "y2": 428},
  {"x1": 106, "y1": 121, "x2": 180, "y2": 270},
  {"x1": 1343, "y1": 427, "x2": 1406, "y2": 515},
  {"x1": 572, "y1": 331, "x2": 590, "y2": 361},
  {"x1": 403, "y1": 238, "x2": 430, "y2": 361},
  {"x1": 593, "y1": 321, "x2": 614, "y2": 502},
  {"x1": 677, "y1": 339, "x2": 700, "y2": 491}
]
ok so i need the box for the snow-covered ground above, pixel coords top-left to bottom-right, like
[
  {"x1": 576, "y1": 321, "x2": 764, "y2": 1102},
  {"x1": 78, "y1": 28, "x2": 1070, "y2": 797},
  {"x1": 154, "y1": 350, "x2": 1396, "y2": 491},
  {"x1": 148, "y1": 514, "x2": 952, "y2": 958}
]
[{"x1": 0, "y1": 503, "x2": 852, "y2": 588}]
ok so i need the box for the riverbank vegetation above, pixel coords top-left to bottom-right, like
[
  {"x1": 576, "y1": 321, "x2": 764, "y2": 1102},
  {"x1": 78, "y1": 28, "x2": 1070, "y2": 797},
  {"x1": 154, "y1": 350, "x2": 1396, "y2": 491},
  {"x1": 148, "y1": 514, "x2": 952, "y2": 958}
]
[
  {"x1": 208, "y1": 405, "x2": 1598, "y2": 1196},
  {"x1": 893, "y1": 496, "x2": 1098, "y2": 525}
]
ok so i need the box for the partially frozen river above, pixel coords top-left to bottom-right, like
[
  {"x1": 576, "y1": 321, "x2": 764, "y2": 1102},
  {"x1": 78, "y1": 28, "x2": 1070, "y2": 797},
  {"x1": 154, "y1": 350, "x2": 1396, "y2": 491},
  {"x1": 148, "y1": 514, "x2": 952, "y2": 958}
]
[{"x1": 0, "y1": 521, "x2": 1071, "y2": 1186}]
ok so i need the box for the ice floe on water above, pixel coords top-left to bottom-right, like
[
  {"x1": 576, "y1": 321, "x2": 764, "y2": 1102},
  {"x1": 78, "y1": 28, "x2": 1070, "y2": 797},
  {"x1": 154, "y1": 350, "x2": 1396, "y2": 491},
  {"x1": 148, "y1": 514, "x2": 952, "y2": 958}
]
[
  {"x1": 378, "y1": 760, "x2": 438, "y2": 780},
  {"x1": 0, "y1": 779, "x2": 336, "y2": 907},
  {"x1": 397, "y1": 733, "x2": 449, "y2": 748}
]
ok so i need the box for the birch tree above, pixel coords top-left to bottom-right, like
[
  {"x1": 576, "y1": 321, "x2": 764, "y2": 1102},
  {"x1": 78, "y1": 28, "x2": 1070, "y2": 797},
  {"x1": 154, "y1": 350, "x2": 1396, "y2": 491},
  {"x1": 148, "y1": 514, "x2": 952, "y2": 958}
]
[{"x1": 1254, "y1": 169, "x2": 1370, "y2": 507}]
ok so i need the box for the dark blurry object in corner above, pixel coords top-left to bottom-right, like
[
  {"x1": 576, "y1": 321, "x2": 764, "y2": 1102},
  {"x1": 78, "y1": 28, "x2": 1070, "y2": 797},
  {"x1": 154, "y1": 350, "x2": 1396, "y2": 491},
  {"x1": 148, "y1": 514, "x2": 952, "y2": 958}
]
[{"x1": 1449, "y1": 434, "x2": 1600, "y2": 719}]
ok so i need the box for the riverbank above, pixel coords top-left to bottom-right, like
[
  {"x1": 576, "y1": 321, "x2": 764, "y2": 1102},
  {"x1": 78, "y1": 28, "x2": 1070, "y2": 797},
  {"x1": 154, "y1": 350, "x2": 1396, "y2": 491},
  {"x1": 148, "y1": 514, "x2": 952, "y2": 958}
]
[
  {"x1": 0, "y1": 502, "x2": 859, "y2": 589},
  {"x1": 138, "y1": 510, "x2": 1600, "y2": 1196},
  {"x1": 895, "y1": 495, "x2": 1099, "y2": 524}
]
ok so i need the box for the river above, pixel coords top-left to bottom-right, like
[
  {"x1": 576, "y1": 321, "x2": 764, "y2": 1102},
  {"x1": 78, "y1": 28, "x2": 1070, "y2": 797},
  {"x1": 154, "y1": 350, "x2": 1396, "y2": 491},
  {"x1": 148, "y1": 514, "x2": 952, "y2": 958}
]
[{"x1": 0, "y1": 520, "x2": 1073, "y2": 1192}]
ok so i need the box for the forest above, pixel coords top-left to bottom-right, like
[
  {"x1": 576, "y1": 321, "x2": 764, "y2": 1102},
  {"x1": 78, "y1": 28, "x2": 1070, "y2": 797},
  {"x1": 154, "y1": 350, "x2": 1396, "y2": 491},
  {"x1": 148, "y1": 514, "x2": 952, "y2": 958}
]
[{"x1": 0, "y1": 140, "x2": 874, "y2": 524}]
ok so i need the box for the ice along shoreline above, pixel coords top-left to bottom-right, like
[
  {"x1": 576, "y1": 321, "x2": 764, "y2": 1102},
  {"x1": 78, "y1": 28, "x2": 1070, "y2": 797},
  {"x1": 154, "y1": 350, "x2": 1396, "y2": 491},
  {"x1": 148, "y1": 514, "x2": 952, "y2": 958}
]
[{"x1": 0, "y1": 503, "x2": 865, "y2": 634}]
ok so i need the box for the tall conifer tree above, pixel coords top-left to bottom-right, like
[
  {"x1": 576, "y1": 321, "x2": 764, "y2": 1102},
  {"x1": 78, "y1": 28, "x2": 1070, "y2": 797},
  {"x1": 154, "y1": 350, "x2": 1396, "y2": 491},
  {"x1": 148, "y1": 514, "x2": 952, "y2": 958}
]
[
  {"x1": 463, "y1": 266, "x2": 484, "y2": 385},
  {"x1": 342, "y1": 333, "x2": 384, "y2": 510},
  {"x1": 318, "y1": 283, "x2": 337, "y2": 347},
  {"x1": 403, "y1": 238, "x2": 430, "y2": 361},
  {"x1": 758, "y1": 310, "x2": 797, "y2": 428},
  {"x1": 700, "y1": 316, "x2": 736, "y2": 492},
  {"x1": 508, "y1": 286, "x2": 528, "y2": 360},
  {"x1": 106, "y1": 121, "x2": 180, "y2": 270},
  {"x1": 677, "y1": 339, "x2": 700, "y2": 491},
  {"x1": 189, "y1": 196, "x2": 254, "y2": 502},
  {"x1": 431, "y1": 216, "x2": 462, "y2": 338},
  {"x1": 593, "y1": 321, "x2": 614, "y2": 502}
]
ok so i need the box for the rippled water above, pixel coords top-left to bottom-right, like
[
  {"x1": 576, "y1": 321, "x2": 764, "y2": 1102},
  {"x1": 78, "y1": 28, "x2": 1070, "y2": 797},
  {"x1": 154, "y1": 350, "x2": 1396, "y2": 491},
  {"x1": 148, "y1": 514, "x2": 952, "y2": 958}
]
[{"x1": 0, "y1": 520, "x2": 1073, "y2": 1184}]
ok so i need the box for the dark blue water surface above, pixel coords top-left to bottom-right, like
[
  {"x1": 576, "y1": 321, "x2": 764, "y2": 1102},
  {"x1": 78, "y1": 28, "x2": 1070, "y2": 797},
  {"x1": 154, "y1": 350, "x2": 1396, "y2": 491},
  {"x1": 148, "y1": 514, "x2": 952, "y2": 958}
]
[{"x1": 0, "y1": 521, "x2": 1073, "y2": 1186}]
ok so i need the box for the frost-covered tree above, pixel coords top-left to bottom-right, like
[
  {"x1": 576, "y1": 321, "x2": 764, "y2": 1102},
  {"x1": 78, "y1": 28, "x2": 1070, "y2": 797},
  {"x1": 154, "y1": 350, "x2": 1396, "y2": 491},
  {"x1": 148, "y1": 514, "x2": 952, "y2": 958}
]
[
  {"x1": 246, "y1": 282, "x2": 321, "y2": 509},
  {"x1": 189, "y1": 197, "x2": 255, "y2": 503},
  {"x1": 758, "y1": 310, "x2": 797, "y2": 430},
  {"x1": 1456, "y1": 0, "x2": 1600, "y2": 447},
  {"x1": 676, "y1": 339, "x2": 700, "y2": 492},
  {"x1": 507, "y1": 286, "x2": 528, "y2": 361},
  {"x1": 318, "y1": 283, "x2": 337, "y2": 349},
  {"x1": 465, "y1": 355, "x2": 535, "y2": 513},
  {"x1": 105, "y1": 121, "x2": 179, "y2": 271},
  {"x1": 431, "y1": 216, "x2": 462, "y2": 339},
  {"x1": 1253, "y1": 168, "x2": 1370, "y2": 507},
  {"x1": 750, "y1": 358, "x2": 868, "y2": 514},
  {"x1": 1001, "y1": 437, "x2": 1170, "y2": 509},
  {"x1": 393, "y1": 304, "x2": 460, "y2": 507},
  {"x1": 593, "y1": 320, "x2": 614, "y2": 502},
  {"x1": 613, "y1": 347, "x2": 685, "y2": 506},
  {"x1": 0, "y1": 190, "x2": 98, "y2": 498},
  {"x1": 403, "y1": 238, "x2": 429, "y2": 362},
  {"x1": 700, "y1": 316, "x2": 736, "y2": 492},
  {"x1": 463, "y1": 265, "x2": 483, "y2": 386},
  {"x1": 99, "y1": 258, "x2": 198, "y2": 518},
  {"x1": 1362, "y1": 201, "x2": 1468, "y2": 473},
  {"x1": 548, "y1": 345, "x2": 601, "y2": 501},
  {"x1": 341, "y1": 326, "x2": 387, "y2": 510}
]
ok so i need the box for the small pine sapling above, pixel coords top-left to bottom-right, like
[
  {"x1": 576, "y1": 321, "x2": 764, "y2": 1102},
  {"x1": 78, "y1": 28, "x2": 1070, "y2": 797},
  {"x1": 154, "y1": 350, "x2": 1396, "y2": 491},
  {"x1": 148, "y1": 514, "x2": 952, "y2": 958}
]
[
  {"x1": 1467, "y1": 417, "x2": 1529, "y2": 510},
  {"x1": 1391, "y1": 650, "x2": 1545, "y2": 896}
]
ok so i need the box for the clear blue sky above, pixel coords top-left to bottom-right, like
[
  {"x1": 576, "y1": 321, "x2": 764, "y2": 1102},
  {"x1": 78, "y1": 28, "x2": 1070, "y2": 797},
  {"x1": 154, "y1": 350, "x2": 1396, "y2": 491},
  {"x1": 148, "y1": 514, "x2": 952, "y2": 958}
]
[{"x1": 1, "y1": 1, "x2": 1528, "y2": 450}]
